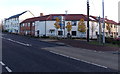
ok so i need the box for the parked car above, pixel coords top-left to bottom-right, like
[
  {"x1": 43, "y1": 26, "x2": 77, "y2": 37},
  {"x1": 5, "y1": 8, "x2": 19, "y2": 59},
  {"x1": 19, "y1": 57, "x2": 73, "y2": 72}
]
[{"x1": 115, "y1": 36, "x2": 120, "y2": 41}]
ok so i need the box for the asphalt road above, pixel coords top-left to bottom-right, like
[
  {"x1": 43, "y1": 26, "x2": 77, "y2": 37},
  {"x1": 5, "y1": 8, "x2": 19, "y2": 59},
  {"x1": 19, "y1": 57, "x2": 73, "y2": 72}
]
[{"x1": 1, "y1": 33, "x2": 118, "y2": 72}]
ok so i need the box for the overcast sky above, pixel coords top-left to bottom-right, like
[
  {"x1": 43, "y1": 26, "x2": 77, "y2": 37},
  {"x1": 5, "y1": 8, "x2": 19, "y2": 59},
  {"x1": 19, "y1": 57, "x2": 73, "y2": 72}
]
[{"x1": 0, "y1": 0, "x2": 120, "y2": 22}]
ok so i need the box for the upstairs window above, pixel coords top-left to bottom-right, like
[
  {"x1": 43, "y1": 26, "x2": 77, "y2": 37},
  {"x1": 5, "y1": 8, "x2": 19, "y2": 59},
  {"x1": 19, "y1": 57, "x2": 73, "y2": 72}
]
[
  {"x1": 71, "y1": 21, "x2": 77, "y2": 26},
  {"x1": 22, "y1": 23, "x2": 25, "y2": 27},
  {"x1": 111, "y1": 25, "x2": 113, "y2": 28},
  {"x1": 32, "y1": 22, "x2": 35, "y2": 26},
  {"x1": 28, "y1": 23, "x2": 30, "y2": 27}
]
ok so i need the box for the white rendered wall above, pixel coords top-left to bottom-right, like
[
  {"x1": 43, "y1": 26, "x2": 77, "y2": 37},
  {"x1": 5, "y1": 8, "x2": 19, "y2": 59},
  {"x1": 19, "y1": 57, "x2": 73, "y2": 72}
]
[{"x1": 34, "y1": 20, "x2": 99, "y2": 38}]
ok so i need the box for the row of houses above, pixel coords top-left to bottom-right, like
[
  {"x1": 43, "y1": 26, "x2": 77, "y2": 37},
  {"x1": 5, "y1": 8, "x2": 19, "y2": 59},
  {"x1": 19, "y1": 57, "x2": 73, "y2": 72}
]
[
  {"x1": 3, "y1": 10, "x2": 34, "y2": 33},
  {"x1": 3, "y1": 11, "x2": 120, "y2": 39}
]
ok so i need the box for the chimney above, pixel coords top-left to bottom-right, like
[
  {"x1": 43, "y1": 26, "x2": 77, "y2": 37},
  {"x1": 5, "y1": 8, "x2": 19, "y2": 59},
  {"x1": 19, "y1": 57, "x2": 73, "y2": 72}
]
[
  {"x1": 105, "y1": 16, "x2": 107, "y2": 19},
  {"x1": 40, "y1": 13, "x2": 43, "y2": 16}
]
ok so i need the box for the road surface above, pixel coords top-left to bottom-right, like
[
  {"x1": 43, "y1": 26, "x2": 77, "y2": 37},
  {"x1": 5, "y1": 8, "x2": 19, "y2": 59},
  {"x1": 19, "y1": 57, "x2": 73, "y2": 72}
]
[{"x1": 1, "y1": 33, "x2": 118, "y2": 72}]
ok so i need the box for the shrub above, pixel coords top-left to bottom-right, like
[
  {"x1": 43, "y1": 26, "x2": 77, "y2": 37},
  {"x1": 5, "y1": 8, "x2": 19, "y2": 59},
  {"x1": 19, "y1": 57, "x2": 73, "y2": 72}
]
[
  {"x1": 2, "y1": 30, "x2": 8, "y2": 32},
  {"x1": 105, "y1": 37, "x2": 120, "y2": 45}
]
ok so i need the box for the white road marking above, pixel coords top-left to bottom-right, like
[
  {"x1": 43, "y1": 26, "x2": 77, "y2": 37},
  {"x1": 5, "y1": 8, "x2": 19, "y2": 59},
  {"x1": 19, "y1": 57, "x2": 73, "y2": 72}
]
[
  {"x1": 5, "y1": 67, "x2": 12, "y2": 72},
  {"x1": 90, "y1": 63, "x2": 108, "y2": 68},
  {"x1": 0, "y1": 61, "x2": 5, "y2": 66},
  {"x1": 0, "y1": 61, "x2": 12, "y2": 72},
  {"x1": 2, "y1": 37, "x2": 32, "y2": 47},
  {"x1": 49, "y1": 51, "x2": 108, "y2": 69}
]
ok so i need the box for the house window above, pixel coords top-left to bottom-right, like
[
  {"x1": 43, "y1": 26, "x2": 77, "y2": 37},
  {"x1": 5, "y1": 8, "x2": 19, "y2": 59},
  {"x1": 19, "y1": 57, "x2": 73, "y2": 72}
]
[
  {"x1": 25, "y1": 23, "x2": 27, "y2": 27},
  {"x1": 106, "y1": 32, "x2": 108, "y2": 36},
  {"x1": 72, "y1": 31, "x2": 76, "y2": 36},
  {"x1": 71, "y1": 21, "x2": 77, "y2": 26},
  {"x1": 32, "y1": 22, "x2": 35, "y2": 26},
  {"x1": 28, "y1": 23, "x2": 30, "y2": 27},
  {"x1": 58, "y1": 31, "x2": 63, "y2": 35},
  {"x1": 96, "y1": 32, "x2": 98, "y2": 35},
  {"x1": 22, "y1": 23, "x2": 24, "y2": 27},
  {"x1": 116, "y1": 32, "x2": 118, "y2": 35},
  {"x1": 114, "y1": 25, "x2": 116, "y2": 28},
  {"x1": 111, "y1": 25, "x2": 113, "y2": 28}
]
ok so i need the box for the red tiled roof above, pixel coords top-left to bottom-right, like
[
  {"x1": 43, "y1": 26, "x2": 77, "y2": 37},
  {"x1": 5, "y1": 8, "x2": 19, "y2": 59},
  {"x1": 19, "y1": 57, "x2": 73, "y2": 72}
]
[
  {"x1": 21, "y1": 14, "x2": 90, "y2": 24},
  {"x1": 20, "y1": 15, "x2": 50, "y2": 23},
  {"x1": 118, "y1": 23, "x2": 120, "y2": 25},
  {"x1": 105, "y1": 19, "x2": 118, "y2": 25},
  {"x1": 89, "y1": 15, "x2": 118, "y2": 25},
  {"x1": 89, "y1": 16, "x2": 98, "y2": 21},
  {"x1": 20, "y1": 14, "x2": 118, "y2": 25},
  {"x1": 46, "y1": 14, "x2": 89, "y2": 21}
]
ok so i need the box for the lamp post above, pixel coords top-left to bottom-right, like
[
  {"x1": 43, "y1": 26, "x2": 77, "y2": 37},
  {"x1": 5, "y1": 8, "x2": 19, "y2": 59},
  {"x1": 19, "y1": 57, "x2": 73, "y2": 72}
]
[
  {"x1": 87, "y1": 0, "x2": 90, "y2": 42},
  {"x1": 64, "y1": 10, "x2": 68, "y2": 39},
  {"x1": 102, "y1": 0, "x2": 105, "y2": 44},
  {"x1": 97, "y1": 16, "x2": 102, "y2": 44}
]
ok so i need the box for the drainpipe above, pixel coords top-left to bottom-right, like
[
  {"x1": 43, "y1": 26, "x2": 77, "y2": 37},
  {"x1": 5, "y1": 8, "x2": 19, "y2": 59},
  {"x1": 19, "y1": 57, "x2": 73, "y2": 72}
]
[{"x1": 45, "y1": 20, "x2": 47, "y2": 37}]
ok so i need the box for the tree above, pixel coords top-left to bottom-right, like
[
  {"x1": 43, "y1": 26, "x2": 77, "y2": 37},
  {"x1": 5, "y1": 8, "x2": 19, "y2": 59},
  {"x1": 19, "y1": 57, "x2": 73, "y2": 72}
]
[
  {"x1": 66, "y1": 22, "x2": 72, "y2": 33},
  {"x1": 78, "y1": 19, "x2": 86, "y2": 32},
  {"x1": 78, "y1": 19, "x2": 86, "y2": 38},
  {"x1": 106, "y1": 23, "x2": 111, "y2": 36},
  {"x1": 54, "y1": 17, "x2": 60, "y2": 36},
  {"x1": 54, "y1": 22, "x2": 60, "y2": 29},
  {"x1": 66, "y1": 22, "x2": 72, "y2": 38}
]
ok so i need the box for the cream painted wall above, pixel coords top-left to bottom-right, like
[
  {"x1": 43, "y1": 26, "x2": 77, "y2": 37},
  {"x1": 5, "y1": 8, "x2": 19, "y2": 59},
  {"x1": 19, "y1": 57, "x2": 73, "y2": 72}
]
[{"x1": 19, "y1": 11, "x2": 34, "y2": 23}]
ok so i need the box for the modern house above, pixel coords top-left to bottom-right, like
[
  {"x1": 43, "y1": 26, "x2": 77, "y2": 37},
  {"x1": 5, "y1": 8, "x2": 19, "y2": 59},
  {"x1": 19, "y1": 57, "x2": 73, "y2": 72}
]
[
  {"x1": 105, "y1": 19, "x2": 118, "y2": 38},
  {"x1": 118, "y1": 2, "x2": 120, "y2": 37},
  {"x1": 20, "y1": 14, "x2": 97, "y2": 38},
  {"x1": 118, "y1": 23, "x2": 120, "y2": 36},
  {"x1": 4, "y1": 11, "x2": 34, "y2": 34},
  {"x1": 90, "y1": 16, "x2": 119, "y2": 38},
  {"x1": 20, "y1": 14, "x2": 119, "y2": 38}
]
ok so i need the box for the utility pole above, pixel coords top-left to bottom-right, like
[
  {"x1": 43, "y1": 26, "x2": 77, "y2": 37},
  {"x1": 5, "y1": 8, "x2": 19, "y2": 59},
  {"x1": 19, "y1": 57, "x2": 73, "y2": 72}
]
[
  {"x1": 102, "y1": 0, "x2": 105, "y2": 44},
  {"x1": 64, "y1": 10, "x2": 68, "y2": 39},
  {"x1": 98, "y1": 16, "x2": 101, "y2": 44},
  {"x1": 87, "y1": 0, "x2": 90, "y2": 42}
]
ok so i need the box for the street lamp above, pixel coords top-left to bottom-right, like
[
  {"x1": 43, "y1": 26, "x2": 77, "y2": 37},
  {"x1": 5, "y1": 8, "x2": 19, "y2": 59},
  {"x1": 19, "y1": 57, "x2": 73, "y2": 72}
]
[
  {"x1": 102, "y1": 0, "x2": 105, "y2": 44},
  {"x1": 64, "y1": 10, "x2": 68, "y2": 39},
  {"x1": 97, "y1": 16, "x2": 102, "y2": 44}
]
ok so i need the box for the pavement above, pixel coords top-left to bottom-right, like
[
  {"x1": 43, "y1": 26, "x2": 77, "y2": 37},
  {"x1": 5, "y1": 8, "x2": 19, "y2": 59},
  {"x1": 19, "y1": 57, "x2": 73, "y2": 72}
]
[
  {"x1": 39, "y1": 38, "x2": 119, "y2": 71},
  {"x1": 41, "y1": 46, "x2": 118, "y2": 70}
]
